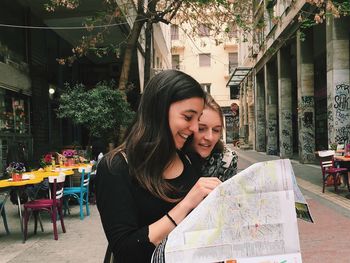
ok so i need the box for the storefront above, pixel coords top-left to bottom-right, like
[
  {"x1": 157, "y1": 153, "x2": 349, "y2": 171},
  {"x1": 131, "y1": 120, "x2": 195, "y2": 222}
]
[{"x1": 0, "y1": 88, "x2": 32, "y2": 176}]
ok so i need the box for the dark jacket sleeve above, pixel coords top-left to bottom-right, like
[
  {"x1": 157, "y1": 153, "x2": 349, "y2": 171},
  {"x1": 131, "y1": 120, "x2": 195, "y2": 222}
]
[{"x1": 96, "y1": 153, "x2": 155, "y2": 262}]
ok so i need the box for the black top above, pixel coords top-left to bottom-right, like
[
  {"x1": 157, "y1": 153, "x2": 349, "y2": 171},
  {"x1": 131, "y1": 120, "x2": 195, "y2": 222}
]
[{"x1": 96, "y1": 150, "x2": 199, "y2": 263}]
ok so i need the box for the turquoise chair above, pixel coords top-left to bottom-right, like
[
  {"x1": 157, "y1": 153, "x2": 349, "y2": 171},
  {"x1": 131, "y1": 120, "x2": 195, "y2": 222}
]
[
  {"x1": 0, "y1": 201, "x2": 10, "y2": 235},
  {"x1": 63, "y1": 166, "x2": 91, "y2": 220}
]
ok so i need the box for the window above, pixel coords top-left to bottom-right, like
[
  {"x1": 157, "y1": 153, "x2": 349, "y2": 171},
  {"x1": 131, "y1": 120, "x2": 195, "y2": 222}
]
[
  {"x1": 171, "y1": 25, "x2": 179, "y2": 40},
  {"x1": 227, "y1": 22, "x2": 237, "y2": 38},
  {"x1": 228, "y1": 53, "x2": 238, "y2": 74},
  {"x1": 199, "y1": 53, "x2": 211, "y2": 67},
  {"x1": 201, "y1": 83, "x2": 211, "y2": 94},
  {"x1": 198, "y1": 24, "x2": 210, "y2": 37},
  {"x1": 172, "y1": 55, "x2": 180, "y2": 70},
  {"x1": 230, "y1": 85, "x2": 240, "y2": 100},
  {"x1": 0, "y1": 89, "x2": 29, "y2": 134}
]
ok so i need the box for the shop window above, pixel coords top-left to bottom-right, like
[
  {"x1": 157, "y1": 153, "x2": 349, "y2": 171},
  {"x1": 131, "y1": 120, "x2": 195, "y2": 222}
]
[{"x1": 0, "y1": 90, "x2": 29, "y2": 134}]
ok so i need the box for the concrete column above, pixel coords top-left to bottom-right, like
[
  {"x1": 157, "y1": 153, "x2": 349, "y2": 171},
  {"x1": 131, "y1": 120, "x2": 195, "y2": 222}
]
[
  {"x1": 243, "y1": 80, "x2": 249, "y2": 144},
  {"x1": 239, "y1": 81, "x2": 245, "y2": 144},
  {"x1": 278, "y1": 46, "x2": 293, "y2": 158},
  {"x1": 297, "y1": 29, "x2": 315, "y2": 163},
  {"x1": 326, "y1": 16, "x2": 350, "y2": 145},
  {"x1": 247, "y1": 75, "x2": 255, "y2": 147},
  {"x1": 255, "y1": 72, "x2": 266, "y2": 151},
  {"x1": 264, "y1": 62, "x2": 278, "y2": 155}
]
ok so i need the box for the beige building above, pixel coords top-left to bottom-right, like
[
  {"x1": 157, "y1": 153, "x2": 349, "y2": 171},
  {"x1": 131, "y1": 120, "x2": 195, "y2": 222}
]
[{"x1": 170, "y1": 24, "x2": 240, "y2": 143}]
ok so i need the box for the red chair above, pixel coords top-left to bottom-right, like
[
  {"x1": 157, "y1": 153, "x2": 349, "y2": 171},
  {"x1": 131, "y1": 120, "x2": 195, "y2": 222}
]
[
  {"x1": 318, "y1": 150, "x2": 349, "y2": 193},
  {"x1": 23, "y1": 174, "x2": 66, "y2": 241}
]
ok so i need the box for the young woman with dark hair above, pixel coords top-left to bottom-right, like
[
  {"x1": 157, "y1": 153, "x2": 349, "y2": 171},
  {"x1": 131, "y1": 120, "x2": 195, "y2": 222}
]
[{"x1": 96, "y1": 70, "x2": 221, "y2": 262}]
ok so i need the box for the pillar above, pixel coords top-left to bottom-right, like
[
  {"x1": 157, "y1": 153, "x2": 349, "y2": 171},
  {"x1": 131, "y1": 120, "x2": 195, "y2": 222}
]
[
  {"x1": 278, "y1": 46, "x2": 293, "y2": 158},
  {"x1": 297, "y1": 29, "x2": 315, "y2": 163},
  {"x1": 255, "y1": 72, "x2": 266, "y2": 151},
  {"x1": 326, "y1": 16, "x2": 350, "y2": 145},
  {"x1": 265, "y1": 61, "x2": 278, "y2": 155}
]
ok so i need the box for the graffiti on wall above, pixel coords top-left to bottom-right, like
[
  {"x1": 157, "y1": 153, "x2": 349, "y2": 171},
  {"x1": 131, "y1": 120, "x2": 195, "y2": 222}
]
[
  {"x1": 334, "y1": 83, "x2": 350, "y2": 125},
  {"x1": 301, "y1": 131, "x2": 315, "y2": 162},
  {"x1": 299, "y1": 96, "x2": 315, "y2": 162},
  {"x1": 256, "y1": 112, "x2": 266, "y2": 151},
  {"x1": 267, "y1": 115, "x2": 278, "y2": 155},
  {"x1": 335, "y1": 124, "x2": 350, "y2": 143},
  {"x1": 280, "y1": 111, "x2": 293, "y2": 156}
]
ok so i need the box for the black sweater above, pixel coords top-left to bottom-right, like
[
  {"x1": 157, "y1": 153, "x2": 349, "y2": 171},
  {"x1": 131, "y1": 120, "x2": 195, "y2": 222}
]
[{"x1": 96, "y1": 151, "x2": 199, "y2": 263}]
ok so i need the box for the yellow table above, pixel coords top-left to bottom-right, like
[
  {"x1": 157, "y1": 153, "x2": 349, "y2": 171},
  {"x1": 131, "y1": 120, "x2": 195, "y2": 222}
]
[
  {"x1": 30, "y1": 169, "x2": 74, "y2": 179},
  {"x1": 0, "y1": 174, "x2": 44, "y2": 241}
]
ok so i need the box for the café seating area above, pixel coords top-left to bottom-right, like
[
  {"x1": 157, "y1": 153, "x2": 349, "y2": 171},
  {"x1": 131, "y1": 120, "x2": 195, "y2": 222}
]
[
  {"x1": 0, "y1": 149, "x2": 98, "y2": 243},
  {"x1": 316, "y1": 142, "x2": 350, "y2": 195}
]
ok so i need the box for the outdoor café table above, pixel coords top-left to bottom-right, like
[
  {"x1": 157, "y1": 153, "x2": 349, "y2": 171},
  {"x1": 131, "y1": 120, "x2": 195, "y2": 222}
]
[
  {"x1": 0, "y1": 174, "x2": 43, "y2": 241},
  {"x1": 0, "y1": 169, "x2": 74, "y2": 241},
  {"x1": 334, "y1": 155, "x2": 350, "y2": 198}
]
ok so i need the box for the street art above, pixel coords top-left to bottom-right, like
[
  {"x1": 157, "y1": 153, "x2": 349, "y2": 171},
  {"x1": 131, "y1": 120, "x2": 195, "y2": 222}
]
[
  {"x1": 334, "y1": 83, "x2": 350, "y2": 125},
  {"x1": 301, "y1": 131, "x2": 314, "y2": 162},
  {"x1": 335, "y1": 124, "x2": 350, "y2": 144},
  {"x1": 280, "y1": 111, "x2": 292, "y2": 156},
  {"x1": 267, "y1": 116, "x2": 278, "y2": 155},
  {"x1": 328, "y1": 83, "x2": 350, "y2": 144},
  {"x1": 256, "y1": 111, "x2": 266, "y2": 151},
  {"x1": 299, "y1": 96, "x2": 315, "y2": 162}
]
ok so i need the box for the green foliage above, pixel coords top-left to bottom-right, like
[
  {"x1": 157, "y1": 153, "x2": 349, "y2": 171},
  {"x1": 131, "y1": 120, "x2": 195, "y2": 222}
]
[{"x1": 57, "y1": 81, "x2": 135, "y2": 139}]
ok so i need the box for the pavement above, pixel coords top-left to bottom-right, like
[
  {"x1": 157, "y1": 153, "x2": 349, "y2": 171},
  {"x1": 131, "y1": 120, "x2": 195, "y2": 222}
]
[
  {"x1": 0, "y1": 147, "x2": 350, "y2": 262},
  {"x1": 233, "y1": 147, "x2": 350, "y2": 263}
]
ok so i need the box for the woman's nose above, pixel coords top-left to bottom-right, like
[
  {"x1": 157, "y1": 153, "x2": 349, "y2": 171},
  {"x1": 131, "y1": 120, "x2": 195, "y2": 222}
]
[
  {"x1": 204, "y1": 131, "x2": 213, "y2": 140},
  {"x1": 189, "y1": 120, "x2": 199, "y2": 132}
]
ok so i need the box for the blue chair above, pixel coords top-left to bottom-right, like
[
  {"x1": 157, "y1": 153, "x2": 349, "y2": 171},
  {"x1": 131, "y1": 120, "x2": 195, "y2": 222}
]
[
  {"x1": 0, "y1": 201, "x2": 10, "y2": 235},
  {"x1": 63, "y1": 166, "x2": 91, "y2": 220}
]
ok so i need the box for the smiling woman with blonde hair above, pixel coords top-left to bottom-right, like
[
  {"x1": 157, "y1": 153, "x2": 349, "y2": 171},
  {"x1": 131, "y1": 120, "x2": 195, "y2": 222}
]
[{"x1": 185, "y1": 92, "x2": 238, "y2": 181}]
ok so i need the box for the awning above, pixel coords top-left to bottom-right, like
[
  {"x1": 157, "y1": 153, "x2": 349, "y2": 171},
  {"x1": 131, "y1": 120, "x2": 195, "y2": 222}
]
[{"x1": 226, "y1": 67, "x2": 252, "y2": 87}]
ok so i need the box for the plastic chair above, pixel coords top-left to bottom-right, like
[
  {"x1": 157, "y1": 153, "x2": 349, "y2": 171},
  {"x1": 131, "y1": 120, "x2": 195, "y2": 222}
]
[
  {"x1": 0, "y1": 201, "x2": 10, "y2": 235},
  {"x1": 23, "y1": 174, "x2": 66, "y2": 241},
  {"x1": 63, "y1": 166, "x2": 91, "y2": 220},
  {"x1": 318, "y1": 150, "x2": 349, "y2": 193}
]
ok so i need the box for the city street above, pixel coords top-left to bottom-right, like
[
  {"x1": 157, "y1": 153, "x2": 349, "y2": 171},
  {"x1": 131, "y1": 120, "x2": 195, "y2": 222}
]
[{"x1": 1, "y1": 148, "x2": 350, "y2": 262}]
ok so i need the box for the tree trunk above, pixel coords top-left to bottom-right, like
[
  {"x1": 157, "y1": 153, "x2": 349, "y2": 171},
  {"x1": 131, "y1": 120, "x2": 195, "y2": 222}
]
[
  {"x1": 144, "y1": 20, "x2": 153, "y2": 86},
  {"x1": 118, "y1": 15, "x2": 146, "y2": 91}
]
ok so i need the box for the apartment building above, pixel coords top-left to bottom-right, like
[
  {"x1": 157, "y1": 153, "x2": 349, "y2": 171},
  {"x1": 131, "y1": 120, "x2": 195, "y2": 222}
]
[
  {"x1": 170, "y1": 23, "x2": 240, "y2": 143},
  {"x1": 235, "y1": 0, "x2": 350, "y2": 163}
]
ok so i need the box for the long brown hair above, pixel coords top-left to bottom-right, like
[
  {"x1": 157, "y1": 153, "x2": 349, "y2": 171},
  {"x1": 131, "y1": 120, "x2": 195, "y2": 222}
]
[{"x1": 107, "y1": 70, "x2": 205, "y2": 201}]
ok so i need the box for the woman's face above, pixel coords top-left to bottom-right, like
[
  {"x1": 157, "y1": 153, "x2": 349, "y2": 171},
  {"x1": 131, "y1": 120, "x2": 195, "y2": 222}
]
[
  {"x1": 168, "y1": 97, "x2": 204, "y2": 149},
  {"x1": 192, "y1": 107, "x2": 222, "y2": 158}
]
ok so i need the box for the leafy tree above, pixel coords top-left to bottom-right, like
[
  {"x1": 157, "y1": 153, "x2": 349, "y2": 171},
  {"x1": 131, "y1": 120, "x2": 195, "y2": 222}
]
[
  {"x1": 45, "y1": 0, "x2": 252, "y2": 89},
  {"x1": 45, "y1": 0, "x2": 349, "y2": 90},
  {"x1": 57, "y1": 81, "x2": 135, "y2": 143}
]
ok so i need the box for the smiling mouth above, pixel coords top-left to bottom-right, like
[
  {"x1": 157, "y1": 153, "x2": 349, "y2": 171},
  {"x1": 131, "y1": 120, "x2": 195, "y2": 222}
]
[
  {"x1": 198, "y1": 143, "x2": 211, "y2": 148},
  {"x1": 179, "y1": 133, "x2": 190, "y2": 140}
]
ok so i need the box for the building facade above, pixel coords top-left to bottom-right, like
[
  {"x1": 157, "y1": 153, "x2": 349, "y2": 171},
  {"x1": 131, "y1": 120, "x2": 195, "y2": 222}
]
[
  {"x1": 235, "y1": 0, "x2": 350, "y2": 163},
  {"x1": 0, "y1": 0, "x2": 171, "y2": 174},
  {"x1": 170, "y1": 23, "x2": 240, "y2": 143}
]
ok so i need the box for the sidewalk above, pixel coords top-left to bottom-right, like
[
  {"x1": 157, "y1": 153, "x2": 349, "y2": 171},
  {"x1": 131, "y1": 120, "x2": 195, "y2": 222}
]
[
  {"x1": 1, "y1": 148, "x2": 350, "y2": 262},
  {"x1": 232, "y1": 146, "x2": 350, "y2": 262},
  {"x1": 0, "y1": 203, "x2": 107, "y2": 262}
]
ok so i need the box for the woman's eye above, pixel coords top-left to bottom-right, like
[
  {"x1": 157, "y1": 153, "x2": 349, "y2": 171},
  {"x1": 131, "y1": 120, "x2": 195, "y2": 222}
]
[
  {"x1": 213, "y1": 129, "x2": 221, "y2": 133},
  {"x1": 184, "y1": 115, "x2": 192, "y2": 121}
]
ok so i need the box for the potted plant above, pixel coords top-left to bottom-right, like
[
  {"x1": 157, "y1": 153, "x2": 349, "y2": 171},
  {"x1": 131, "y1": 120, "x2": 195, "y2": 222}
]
[
  {"x1": 6, "y1": 162, "x2": 26, "y2": 181},
  {"x1": 62, "y1": 149, "x2": 76, "y2": 166},
  {"x1": 40, "y1": 153, "x2": 54, "y2": 171}
]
